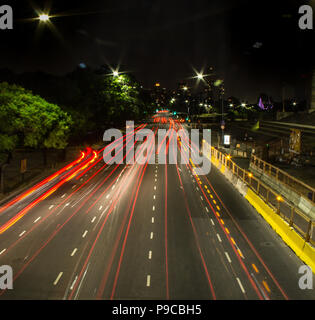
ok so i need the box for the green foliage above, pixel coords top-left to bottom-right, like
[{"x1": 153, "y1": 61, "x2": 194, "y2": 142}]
[{"x1": 0, "y1": 82, "x2": 73, "y2": 155}]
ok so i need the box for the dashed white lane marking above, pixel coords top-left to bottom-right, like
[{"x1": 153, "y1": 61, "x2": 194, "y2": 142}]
[
  {"x1": 19, "y1": 230, "x2": 26, "y2": 237},
  {"x1": 152, "y1": 206, "x2": 155, "y2": 211},
  {"x1": 99, "y1": 205, "x2": 103, "y2": 211},
  {"x1": 150, "y1": 232, "x2": 154, "y2": 239},
  {"x1": 146, "y1": 275, "x2": 151, "y2": 287},
  {"x1": 153, "y1": 195, "x2": 156, "y2": 200},
  {"x1": 72, "y1": 185, "x2": 76, "y2": 189},
  {"x1": 148, "y1": 251, "x2": 152, "y2": 259},
  {"x1": 91, "y1": 216, "x2": 96, "y2": 223},
  {"x1": 112, "y1": 185, "x2": 115, "y2": 190},
  {"x1": 225, "y1": 252, "x2": 232, "y2": 263},
  {"x1": 216, "y1": 234, "x2": 222, "y2": 242},
  {"x1": 196, "y1": 187, "x2": 199, "y2": 191},
  {"x1": 155, "y1": 178, "x2": 157, "y2": 182},
  {"x1": 49, "y1": 205, "x2": 54, "y2": 210},
  {"x1": 61, "y1": 194, "x2": 66, "y2": 198},
  {"x1": 205, "y1": 207, "x2": 209, "y2": 212},
  {"x1": 53, "y1": 272, "x2": 63, "y2": 285},
  {"x1": 34, "y1": 217, "x2": 41, "y2": 223},
  {"x1": 82, "y1": 230, "x2": 88, "y2": 238},
  {"x1": 210, "y1": 219, "x2": 215, "y2": 226},
  {"x1": 0, "y1": 249, "x2": 6, "y2": 255},
  {"x1": 236, "y1": 278, "x2": 246, "y2": 293},
  {"x1": 200, "y1": 196, "x2": 203, "y2": 201},
  {"x1": 106, "y1": 194, "x2": 110, "y2": 199},
  {"x1": 71, "y1": 248, "x2": 78, "y2": 257},
  {"x1": 151, "y1": 217, "x2": 155, "y2": 223},
  {"x1": 70, "y1": 276, "x2": 78, "y2": 290},
  {"x1": 154, "y1": 186, "x2": 156, "y2": 190},
  {"x1": 74, "y1": 263, "x2": 90, "y2": 300},
  {"x1": 65, "y1": 203, "x2": 70, "y2": 207}
]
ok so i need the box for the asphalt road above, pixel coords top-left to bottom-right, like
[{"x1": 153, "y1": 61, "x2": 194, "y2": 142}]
[{"x1": 0, "y1": 117, "x2": 314, "y2": 300}]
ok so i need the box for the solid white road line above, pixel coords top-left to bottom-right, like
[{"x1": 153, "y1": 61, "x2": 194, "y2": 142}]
[{"x1": 54, "y1": 272, "x2": 63, "y2": 285}]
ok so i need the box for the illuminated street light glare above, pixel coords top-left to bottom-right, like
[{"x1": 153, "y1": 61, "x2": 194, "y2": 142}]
[
  {"x1": 113, "y1": 70, "x2": 119, "y2": 77},
  {"x1": 39, "y1": 14, "x2": 50, "y2": 22},
  {"x1": 197, "y1": 73, "x2": 204, "y2": 80}
]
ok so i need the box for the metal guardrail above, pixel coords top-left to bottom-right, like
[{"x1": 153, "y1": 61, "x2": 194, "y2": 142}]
[
  {"x1": 210, "y1": 147, "x2": 315, "y2": 246},
  {"x1": 251, "y1": 155, "x2": 315, "y2": 203}
]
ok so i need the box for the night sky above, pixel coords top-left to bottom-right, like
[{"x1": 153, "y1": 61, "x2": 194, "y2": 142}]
[{"x1": 1, "y1": 0, "x2": 315, "y2": 101}]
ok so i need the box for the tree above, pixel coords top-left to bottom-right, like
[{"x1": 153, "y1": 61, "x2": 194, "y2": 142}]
[{"x1": 0, "y1": 82, "x2": 73, "y2": 165}]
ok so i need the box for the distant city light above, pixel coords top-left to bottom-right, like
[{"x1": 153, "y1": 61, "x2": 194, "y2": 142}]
[
  {"x1": 183, "y1": 86, "x2": 188, "y2": 91},
  {"x1": 197, "y1": 73, "x2": 204, "y2": 80},
  {"x1": 155, "y1": 83, "x2": 161, "y2": 87},
  {"x1": 241, "y1": 103, "x2": 246, "y2": 107}
]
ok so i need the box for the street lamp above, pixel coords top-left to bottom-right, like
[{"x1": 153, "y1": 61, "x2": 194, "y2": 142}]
[
  {"x1": 113, "y1": 70, "x2": 119, "y2": 77},
  {"x1": 39, "y1": 14, "x2": 50, "y2": 22}
]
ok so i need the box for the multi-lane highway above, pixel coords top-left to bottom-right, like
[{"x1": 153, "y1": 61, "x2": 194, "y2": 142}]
[{"x1": 0, "y1": 115, "x2": 314, "y2": 300}]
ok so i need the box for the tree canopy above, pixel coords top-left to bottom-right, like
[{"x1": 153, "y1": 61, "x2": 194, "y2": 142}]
[{"x1": 0, "y1": 82, "x2": 73, "y2": 158}]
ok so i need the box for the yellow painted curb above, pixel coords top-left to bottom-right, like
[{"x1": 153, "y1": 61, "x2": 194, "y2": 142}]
[{"x1": 245, "y1": 189, "x2": 315, "y2": 273}]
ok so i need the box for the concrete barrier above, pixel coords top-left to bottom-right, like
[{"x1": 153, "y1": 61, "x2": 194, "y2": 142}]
[
  {"x1": 245, "y1": 189, "x2": 315, "y2": 273},
  {"x1": 205, "y1": 143, "x2": 315, "y2": 274}
]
